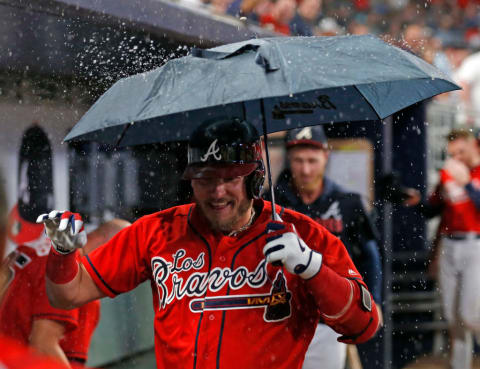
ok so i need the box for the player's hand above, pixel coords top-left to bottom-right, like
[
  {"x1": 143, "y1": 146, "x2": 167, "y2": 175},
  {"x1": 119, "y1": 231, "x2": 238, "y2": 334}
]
[
  {"x1": 444, "y1": 158, "x2": 470, "y2": 186},
  {"x1": 263, "y1": 221, "x2": 322, "y2": 279},
  {"x1": 36, "y1": 210, "x2": 87, "y2": 254}
]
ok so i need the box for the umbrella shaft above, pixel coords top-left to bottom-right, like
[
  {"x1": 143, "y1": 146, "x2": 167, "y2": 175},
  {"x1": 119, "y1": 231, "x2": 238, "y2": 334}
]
[{"x1": 260, "y1": 99, "x2": 277, "y2": 220}]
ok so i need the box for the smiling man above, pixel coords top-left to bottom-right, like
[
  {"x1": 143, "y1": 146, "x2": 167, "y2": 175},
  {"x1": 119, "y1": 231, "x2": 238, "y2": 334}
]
[
  {"x1": 266, "y1": 126, "x2": 383, "y2": 369},
  {"x1": 37, "y1": 118, "x2": 379, "y2": 369}
]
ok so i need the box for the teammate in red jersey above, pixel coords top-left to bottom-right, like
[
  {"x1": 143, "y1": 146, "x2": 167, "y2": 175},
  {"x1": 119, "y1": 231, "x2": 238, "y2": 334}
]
[
  {"x1": 0, "y1": 212, "x2": 130, "y2": 366},
  {"x1": 37, "y1": 118, "x2": 380, "y2": 369},
  {"x1": 0, "y1": 173, "x2": 71, "y2": 369},
  {"x1": 405, "y1": 128, "x2": 480, "y2": 369}
]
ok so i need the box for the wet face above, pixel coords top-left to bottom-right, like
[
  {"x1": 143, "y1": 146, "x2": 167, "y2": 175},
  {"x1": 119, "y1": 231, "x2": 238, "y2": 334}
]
[
  {"x1": 191, "y1": 176, "x2": 253, "y2": 233},
  {"x1": 447, "y1": 137, "x2": 478, "y2": 168},
  {"x1": 288, "y1": 146, "x2": 329, "y2": 193}
]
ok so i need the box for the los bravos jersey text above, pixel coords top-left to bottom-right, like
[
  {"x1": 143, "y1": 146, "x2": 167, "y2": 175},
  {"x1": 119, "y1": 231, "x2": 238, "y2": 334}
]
[{"x1": 150, "y1": 248, "x2": 293, "y2": 322}]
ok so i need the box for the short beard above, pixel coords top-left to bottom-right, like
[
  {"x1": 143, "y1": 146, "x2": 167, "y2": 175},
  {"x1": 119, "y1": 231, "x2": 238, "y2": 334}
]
[{"x1": 198, "y1": 198, "x2": 253, "y2": 233}]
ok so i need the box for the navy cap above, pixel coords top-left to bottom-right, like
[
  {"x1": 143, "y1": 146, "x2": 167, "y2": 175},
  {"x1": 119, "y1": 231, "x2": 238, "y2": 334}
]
[{"x1": 285, "y1": 126, "x2": 328, "y2": 149}]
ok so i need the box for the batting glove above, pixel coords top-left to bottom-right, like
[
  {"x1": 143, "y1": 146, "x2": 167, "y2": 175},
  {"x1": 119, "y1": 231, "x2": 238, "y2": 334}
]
[
  {"x1": 36, "y1": 210, "x2": 87, "y2": 254},
  {"x1": 263, "y1": 221, "x2": 322, "y2": 280}
]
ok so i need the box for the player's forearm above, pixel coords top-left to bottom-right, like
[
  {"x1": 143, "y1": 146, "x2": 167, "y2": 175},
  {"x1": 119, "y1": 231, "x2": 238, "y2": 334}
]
[
  {"x1": 46, "y1": 248, "x2": 102, "y2": 309},
  {"x1": 30, "y1": 339, "x2": 71, "y2": 367},
  {"x1": 29, "y1": 320, "x2": 71, "y2": 367},
  {"x1": 307, "y1": 265, "x2": 379, "y2": 344}
]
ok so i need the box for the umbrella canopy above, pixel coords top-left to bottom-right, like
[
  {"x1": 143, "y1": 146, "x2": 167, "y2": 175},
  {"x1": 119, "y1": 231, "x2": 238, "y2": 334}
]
[{"x1": 64, "y1": 34, "x2": 459, "y2": 146}]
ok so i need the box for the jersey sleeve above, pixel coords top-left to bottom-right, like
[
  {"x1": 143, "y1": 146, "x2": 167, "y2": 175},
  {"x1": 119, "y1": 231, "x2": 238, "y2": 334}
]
[
  {"x1": 81, "y1": 220, "x2": 150, "y2": 298},
  {"x1": 293, "y1": 217, "x2": 380, "y2": 344},
  {"x1": 32, "y1": 262, "x2": 79, "y2": 333}
]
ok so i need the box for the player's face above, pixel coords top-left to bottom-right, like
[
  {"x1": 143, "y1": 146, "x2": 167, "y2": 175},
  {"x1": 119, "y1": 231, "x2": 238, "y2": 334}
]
[
  {"x1": 191, "y1": 176, "x2": 252, "y2": 233},
  {"x1": 447, "y1": 138, "x2": 477, "y2": 167},
  {"x1": 288, "y1": 146, "x2": 329, "y2": 192}
]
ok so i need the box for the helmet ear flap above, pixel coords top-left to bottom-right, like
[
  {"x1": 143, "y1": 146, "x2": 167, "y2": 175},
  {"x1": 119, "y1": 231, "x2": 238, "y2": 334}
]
[{"x1": 246, "y1": 162, "x2": 265, "y2": 199}]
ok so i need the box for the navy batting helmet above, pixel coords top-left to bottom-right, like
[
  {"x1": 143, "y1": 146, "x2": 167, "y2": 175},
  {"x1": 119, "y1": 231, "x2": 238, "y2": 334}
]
[{"x1": 183, "y1": 118, "x2": 265, "y2": 199}]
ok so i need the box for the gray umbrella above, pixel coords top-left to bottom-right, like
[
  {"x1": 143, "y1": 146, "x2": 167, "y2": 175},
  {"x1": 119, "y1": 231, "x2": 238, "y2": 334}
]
[
  {"x1": 65, "y1": 34, "x2": 459, "y2": 146},
  {"x1": 64, "y1": 35, "x2": 459, "y2": 212}
]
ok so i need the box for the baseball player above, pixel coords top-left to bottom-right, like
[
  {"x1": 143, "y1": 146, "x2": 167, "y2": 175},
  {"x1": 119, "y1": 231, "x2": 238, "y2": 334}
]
[
  {"x1": 265, "y1": 126, "x2": 382, "y2": 369},
  {"x1": 0, "y1": 172, "x2": 73, "y2": 369},
  {"x1": 0, "y1": 216, "x2": 130, "y2": 366},
  {"x1": 405, "y1": 129, "x2": 480, "y2": 369},
  {"x1": 37, "y1": 118, "x2": 380, "y2": 369}
]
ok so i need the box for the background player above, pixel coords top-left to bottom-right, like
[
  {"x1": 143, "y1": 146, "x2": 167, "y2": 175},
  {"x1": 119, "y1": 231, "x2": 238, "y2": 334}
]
[
  {"x1": 405, "y1": 128, "x2": 480, "y2": 369},
  {"x1": 0, "y1": 171, "x2": 74, "y2": 368},
  {"x1": 36, "y1": 118, "x2": 380, "y2": 369},
  {"x1": 265, "y1": 126, "x2": 383, "y2": 369},
  {"x1": 0, "y1": 123, "x2": 131, "y2": 366},
  {"x1": 0, "y1": 217, "x2": 130, "y2": 366}
]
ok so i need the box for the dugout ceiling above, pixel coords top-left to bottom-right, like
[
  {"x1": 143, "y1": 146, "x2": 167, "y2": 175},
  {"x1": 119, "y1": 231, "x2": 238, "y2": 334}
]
[{"x1": 0, "y1": 0, "x2": 274, "y2": 89}]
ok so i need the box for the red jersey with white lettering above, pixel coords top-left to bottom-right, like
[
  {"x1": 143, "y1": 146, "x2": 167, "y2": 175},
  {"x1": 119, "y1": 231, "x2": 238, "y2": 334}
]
[
  {"x1": 82, "y1": 200, "x2": 373, "y2": 369},
  {"x1": 0, "y1": 241, "x2": 100, "y2": 364},
  {"x1": 430, "y1": 165, "x2": 480, "y2": 233}
]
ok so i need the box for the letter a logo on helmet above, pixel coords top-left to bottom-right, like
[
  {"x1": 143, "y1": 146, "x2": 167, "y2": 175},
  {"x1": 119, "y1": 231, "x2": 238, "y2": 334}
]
[
  {"x1": 200, "y1": 139, "x2": 222, "y2": 162},
  {"x1": 295, "y1": 127, "x2": 313, "y2": 140}
]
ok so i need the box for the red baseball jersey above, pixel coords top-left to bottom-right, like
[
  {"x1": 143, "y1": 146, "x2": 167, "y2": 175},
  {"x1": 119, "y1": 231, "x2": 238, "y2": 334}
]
[
  {"x1": 83, "y1": 200, "x2": 371, "y2": 369},
  {"x1": 0, "y1": 335, "x2": 70, "y2": 369},
  {"x1": 430, "y1": 165, "x2": 480, "y2": 233},
  {"x1": 0, "y1": 240, "x2": 100, "y2": 364}
]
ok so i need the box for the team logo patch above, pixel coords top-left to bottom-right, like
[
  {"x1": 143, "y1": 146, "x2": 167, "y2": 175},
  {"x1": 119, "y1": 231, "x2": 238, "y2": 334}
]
[
  {"x1": 200, "y1": 139, "x2": 221, "y2": 161},
  {"x1": 314, "y1": 201, "x2": 344, "y2": 234},
  {"x1": 295, "y1": 127, "x2": 313, "y2": 140},
  {"x1": 15, "y1": 252, "x2": 32, "y2": 269}
]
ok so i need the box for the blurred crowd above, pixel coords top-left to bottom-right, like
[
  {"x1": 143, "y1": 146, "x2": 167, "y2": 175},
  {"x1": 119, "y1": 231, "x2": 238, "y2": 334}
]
[
  {"x1": 178, "y1": 0, "x2": 479, "y2": 45},
  {"x1": 178, "y1": 0, "x2": 480, "y2": 126}
]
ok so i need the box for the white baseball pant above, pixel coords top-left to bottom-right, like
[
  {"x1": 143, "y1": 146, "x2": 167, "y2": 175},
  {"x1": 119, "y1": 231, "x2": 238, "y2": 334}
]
[
  {"x1": 439, "y1": 235, "x2": 480, "y2": 369},
  {"x1": 302, "y1": 323, "x2": 346, "y2": 369}
]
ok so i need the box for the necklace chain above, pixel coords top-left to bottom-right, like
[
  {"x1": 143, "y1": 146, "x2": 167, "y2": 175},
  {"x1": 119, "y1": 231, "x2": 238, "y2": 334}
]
[{"x1": 228, "y1": 208, "x2": 256, "y2": 237}]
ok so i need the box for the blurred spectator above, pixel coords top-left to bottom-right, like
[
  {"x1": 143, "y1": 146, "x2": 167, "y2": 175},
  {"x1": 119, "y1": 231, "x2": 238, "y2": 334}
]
[
  {"x1": 259, "y1": 0, "x2": 296, "y2": 34},
  {"x1": 348, "y1": 18, "x2": 371, "y2": 35},
  {"x1": 435, "y1": 36, "x2": 471, "y2": 76},
  {"x1": 290, "y1": 0, "x2": 322, "y2": 36},
  {"x1": 210, "y1": 0, "x2": 233, "y2": 14},
  {"x1": 402, "y1": 23, "x2": 429, "y2": 58},
  {"x1": 227, "y1": 0, "x2": 273, "y2": 23},
  {"x1": 455, "y1": 50, "x2": 480, "y2": 127},
  {"x1": 315, "y1": 17, "x2": 344, "y2": 36}
]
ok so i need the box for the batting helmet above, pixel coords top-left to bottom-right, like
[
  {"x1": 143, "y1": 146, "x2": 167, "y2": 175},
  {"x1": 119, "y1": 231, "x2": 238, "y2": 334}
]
[{"x1": 183, "y1": 118, "x2": 265, "y2": 199}]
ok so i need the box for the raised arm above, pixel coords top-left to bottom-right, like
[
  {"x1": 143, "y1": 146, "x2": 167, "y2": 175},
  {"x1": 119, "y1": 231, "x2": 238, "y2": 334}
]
[{"x1": 37, "y1": 211, "x2": 106, "y2": 309}]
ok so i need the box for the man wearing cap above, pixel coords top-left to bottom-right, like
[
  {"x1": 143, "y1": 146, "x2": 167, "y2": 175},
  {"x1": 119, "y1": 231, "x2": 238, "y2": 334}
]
[
  {"x1": 36, "y1": 118, "x2": 379, "y2": 369},
  {"x1": 265, "y1": 125, "x2": 382, "y2": 369}
]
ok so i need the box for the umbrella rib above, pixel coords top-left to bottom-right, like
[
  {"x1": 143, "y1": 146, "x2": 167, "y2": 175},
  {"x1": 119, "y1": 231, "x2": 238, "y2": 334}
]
[{"x1": 115, "y1": 123, "x2": 132, "y2": 148}]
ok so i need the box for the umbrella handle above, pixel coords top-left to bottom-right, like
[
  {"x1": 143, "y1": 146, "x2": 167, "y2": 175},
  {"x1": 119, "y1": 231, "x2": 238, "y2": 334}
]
[{"x1": 260, "y1": 99, "x2": 278, "y2": 221}]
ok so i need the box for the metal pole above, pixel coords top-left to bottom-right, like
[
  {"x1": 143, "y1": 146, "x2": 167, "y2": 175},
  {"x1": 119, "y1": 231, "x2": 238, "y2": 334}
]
[
  {"x1": 260, "y1": 99, "x2": 277, "y2": 220},
  {"x1": 382, "y1": 116, "x2": 393, "y2": 369}
]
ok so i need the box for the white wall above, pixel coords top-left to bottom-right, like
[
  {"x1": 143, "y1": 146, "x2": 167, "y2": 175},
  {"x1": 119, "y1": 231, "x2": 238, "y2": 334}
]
[{"x1": 0, "y1": 97, "x2": 87, "y2": 253}]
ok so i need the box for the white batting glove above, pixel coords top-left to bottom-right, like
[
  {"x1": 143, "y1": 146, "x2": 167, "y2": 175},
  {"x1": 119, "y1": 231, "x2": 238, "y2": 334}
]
[
  {"x1": 36, "y1": 210, "x2": 87, "y2": 254},
  {"x1": 263, "y1": 221, "x2": 323, "y2": 280}
]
